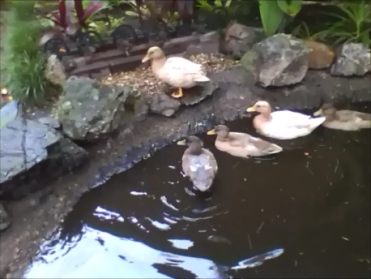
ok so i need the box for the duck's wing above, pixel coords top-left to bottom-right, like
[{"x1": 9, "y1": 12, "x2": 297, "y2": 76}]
[
  {"x1": 186, "y1": 153, "x2": 217, "y2": 189},
  {"x1": 227, "y1": 132, "x2": 251, "y2": 147},
  {"x1": 182, "y1": 154, "x2": 192, "y2": 177},
  {"x1": 271, "y1": 110, "x2": 312, "y2": 128},
  {"x1": 354, "y1": 111, "x2": 371, "y2": 121},
  {"x1": 165, "y1": 57, "x2": 204, "y2": 73}
]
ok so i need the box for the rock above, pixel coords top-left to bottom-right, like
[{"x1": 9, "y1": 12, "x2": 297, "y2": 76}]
[
  {"x1": 221, "y1": 22, "x2": 265, "y2": 58},
  {"x1": 37, "y1": 116, "x2": 60, "y2": 129},
  {"x1": 0, "y1": 202, "x2": 10, "y2": 231},
  {"x1": 45, "y1": 54, "x2": 66, "y2": 87},
  {"x1": 186, "y1": 31, "x2": 221, "y2": 56},
  {"x1": 146, "y1": 93, "x2": 180, "y2": 117},
  {"x1": 241, "y1": 33, "x2": 310, "y2": 87},
  {"x1": 55, "y1": 76, "x2": 140, "y2": 141},
  {"x1": 0, "y1": 117, "x2": 87, "y2": 199},
  {"x1": 331, "y1": 43, "x2": 371, "y2": 77},
  {"x1": 304, "y1": 40, "x2": 335, "y2": 69},
  {"x1": 179, "y1": 81, "x2": 219, "y2": 106}
]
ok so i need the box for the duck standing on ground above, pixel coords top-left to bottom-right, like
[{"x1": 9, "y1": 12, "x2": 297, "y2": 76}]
[
  {"x1": 207, "y1": 125, "x2": 283, "y2": 158},
  {"x1": 177, "y1": 136, "x2": 218, "y2": 192},
  {"x1": 141, "y1": 46, "x2": 210, "y2": 98},
  {"x1": 313, "y1": 103, "x2": 371, "y2": 131},
  {"x1": 246, "y1": 101, "x2": 326, "y2": 140}
]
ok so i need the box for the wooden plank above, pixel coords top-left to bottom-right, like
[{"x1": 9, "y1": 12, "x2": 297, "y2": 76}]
[
  {"x1": 70, "y1": 60, "x2": 110, "y2": 75},
  {"x1": 70, "y1": 41, "x2": 192, "y2": 76},
  {"x1": 80, "y1": 34, "x2": 200, "y2": 65}
]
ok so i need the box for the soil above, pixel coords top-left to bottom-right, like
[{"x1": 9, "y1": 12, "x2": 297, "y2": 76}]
[
  {"x1": 101, "y1": 53, "x2": 239, "y2": 96},
  {"x1": 0, "y1": 67, "x2": 370, "y2": 278}
]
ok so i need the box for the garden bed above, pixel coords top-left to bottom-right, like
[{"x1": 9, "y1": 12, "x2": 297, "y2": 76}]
[
  {"x1": 1, "y1": 0, "x2": 371, "y2": 277},
  {"x1": 1, "y1": 63, "x2": 370, "y2": 277}
]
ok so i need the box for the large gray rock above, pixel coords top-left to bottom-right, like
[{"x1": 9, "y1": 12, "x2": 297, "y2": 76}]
[
  {"x1": 0, "y1": 202, "x2": 10, "y2": 231},
  {"x1": 241, "y1": 33, "x2": 309, "y2": 87},
  {"x1": 331, "y1": 43, "x2": 371, "y2": 77},
  {"x1": 221, "y1": 22, "x2": 265, "y2": 58},
  {"x1": 0, "y1": 117, "x2": 87, "y2": 199},
  {"x1": 146, "y1": 93, "x2": 180, "y2": 117},
  {"x1": 55, "y1": 76, "x2": 140, "y2": 141}
]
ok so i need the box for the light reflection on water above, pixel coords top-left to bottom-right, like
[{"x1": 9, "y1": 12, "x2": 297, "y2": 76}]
[{"x1": 25, "y1": 224, "x2": 226, "y2": 279}]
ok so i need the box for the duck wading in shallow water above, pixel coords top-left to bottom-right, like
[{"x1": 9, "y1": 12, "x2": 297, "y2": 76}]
[
  {"x1": 207, "y1": 125, "x2": 283, "y2": 158},
  {"x1": 313, "y1": 103, "x2": 371, "y2": 131},
  {"x1": 141, "y1": 46, "x2": 210, "y2": 98},
  {"x1": 177, "y1": 136, "x2": 218, "y2": 192},
  {"x1": 246, "y1": 101, "x2": 326, "y2": 140}
]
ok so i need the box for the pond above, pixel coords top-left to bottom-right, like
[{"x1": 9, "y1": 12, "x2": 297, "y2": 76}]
[{"x1": 24, "y1": 103, "x2": 370, "y2": 278}]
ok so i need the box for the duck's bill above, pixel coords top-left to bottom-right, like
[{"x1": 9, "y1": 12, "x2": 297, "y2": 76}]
[
  {"x1": 313, "y1": 109, "x2": 323, "y2": 116},
  {"x1": 207, "y1": 129, "x2": 216, "y2": 135},
  {"x1": 141, "y1": 55, "x2": 149, "y2": 63},
  {"x1": 177, "y1": 139, "x2": 186, "y2": 145},
  {"x1": 246, "y1": 106, "x2": 256, "y2": 112}
]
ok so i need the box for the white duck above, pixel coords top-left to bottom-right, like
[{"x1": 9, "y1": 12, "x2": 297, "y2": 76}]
[
  {"x1": 141, "y1": 46, "x2": 210, "y2": 98},
  {"x1": 246, "y1": 101, "x2": 326, "y2": 140}
]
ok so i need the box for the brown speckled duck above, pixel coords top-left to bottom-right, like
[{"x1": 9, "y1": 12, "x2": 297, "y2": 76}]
[
  {"x1": 142, "y1": 46, "x2": 210, "y2": 98},
  {"x1": 313, "y1": 103, "x2": 371, "y2": 131},
  {"x1": 207, "y1": 125, "x2": 283, "y2": 158},
  {"x1": 177, "y1": 136, "x2": 217, "y2": 192}
]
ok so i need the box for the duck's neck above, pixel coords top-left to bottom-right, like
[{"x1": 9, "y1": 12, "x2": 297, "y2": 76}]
[
  {"x1": 260, "y1": 111, "x2": 272, "y2": 121},
  {"x1": 185, "y1": 146, "x2": 203, "y2": 155},
  {"x1": 216, "y1": 134, "x2": 229, "y2": 142},
  {"x1": 151, "y1": 57, "x2": 167, "y2": 72}
]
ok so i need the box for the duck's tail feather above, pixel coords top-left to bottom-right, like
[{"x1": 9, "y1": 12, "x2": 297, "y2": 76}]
[
  {"x1": 267, "y1": 144, "x2": 283, "y2": 154},
  {"x1": 360, "y1": 120, "x2": 371, "y2": 129},
  {"x1": 194, "y1": 75, "x2": 210, "y2": 82},
  {"x1": 310, "y1": 116, "x2": 326, "y2": 130}
]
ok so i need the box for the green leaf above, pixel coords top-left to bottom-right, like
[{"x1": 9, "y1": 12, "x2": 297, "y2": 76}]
[
  {"x1": 277, "y1": 0, "x2": 302, "y2": 17},
  {"x1": 259, "y1": 0, "x2": 284, "y2": 36}
]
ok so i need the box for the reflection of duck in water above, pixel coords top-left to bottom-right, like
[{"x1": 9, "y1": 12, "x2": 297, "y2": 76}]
[
  {"x1": 142, "y1": 46, "x2": 210, "y2": 98},
  {"x1": 246, "y1": 101, "x2": 326, "y2": 140},
  {"x1": 177, "y1": 136, "x2": 217, "y2": 192},
  {"x1": 207, "y1": 125, "x2": 282, "y2": 158},
  {"x1": 313, "y1": 103, "x2": 371, "y2": 131}
]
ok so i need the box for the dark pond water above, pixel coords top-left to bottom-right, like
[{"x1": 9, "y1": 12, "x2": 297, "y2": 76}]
[{"x1": 25, "y1": 103, "x2": 371, "y2": 278}]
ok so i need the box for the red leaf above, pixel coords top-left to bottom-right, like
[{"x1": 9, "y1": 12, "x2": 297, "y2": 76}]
[
  {"x1": 58, "y1": 0, "x2": 67, "y2": 28},
  {"x1": 74, "y1": 0, "x2": 84, "y2": 25},
  {"x1": 81, "y1": 0, "x2": 107, "y2": 24}
]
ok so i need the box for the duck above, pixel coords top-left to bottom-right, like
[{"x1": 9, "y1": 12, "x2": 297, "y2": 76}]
[
  {"x1": 177, "y1": 136, "x2": 218, "y2": 192},
  {"x1": 313, "y1": 103, "x2": 371, "y2": 131},
  {"x1": 141, "y1": 46, "x2": 210, "y2": 98},
  {"x1": 206, "y1": 125, "x2": 283, "y2": 158},
  {"x1": 246, "y1": 101, "x2": 326, "y2": 140}
]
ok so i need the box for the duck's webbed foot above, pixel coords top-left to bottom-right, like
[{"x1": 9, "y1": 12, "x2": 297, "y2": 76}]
[{"x1": 171, "y1": 88, "x2": 183, "y2": 98}]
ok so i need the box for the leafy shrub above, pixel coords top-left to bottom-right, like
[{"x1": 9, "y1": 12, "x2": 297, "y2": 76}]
[
  {"x1": 1, "y1": 0, "x2": 54, "y2": 104},
  {"x1": 317, "y1": 1, "x2": 371, "y2": 46},
  {"x1": 290, "y1": 1, "x2": 370, "y2": 47}
]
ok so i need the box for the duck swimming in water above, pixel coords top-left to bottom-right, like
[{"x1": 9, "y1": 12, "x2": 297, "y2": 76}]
[
  {"x1": 246, "y1": 101, "x2": 326, "y2": 140},
  {"x1": 313, "y1": 103, "x2": 371, "y2": 131},
  {"x1": 142, "y1": 46, "x2": 210, "y2": 98},
  {"x1": 177, "y1": 136, "x2": 218, "y2": 192},
  {"x1": 207, "y1": 125, "x2": 283, "y2": 158}
]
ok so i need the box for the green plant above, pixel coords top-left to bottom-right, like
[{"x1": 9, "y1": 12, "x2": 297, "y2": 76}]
[
  {"x1": 315, "y1": 1, "x2": 371, "y2": 46},
  {"x1": 1, "y1": 1, "x2": 55, "y2": 104},
  {"x1": 259, "y1": 0, "x2": 303, "y2": 36},
  {"x1": 6, "y1": 52, "x2": 50, "y2": 103},
  {"x1": 125, "y1": 0, "x2": 179, "y2": 27},
  {"x1": 88, "y1": 16, "x2": 124, "y2": 37},
  {"x1": 291, "y1": 21, "x2": 327, "y2": 41}
]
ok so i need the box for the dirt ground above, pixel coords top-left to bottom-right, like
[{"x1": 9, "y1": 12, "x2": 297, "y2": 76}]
[{"x1": 0, "y1": 67, "x2": 370, "y2": 278}]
